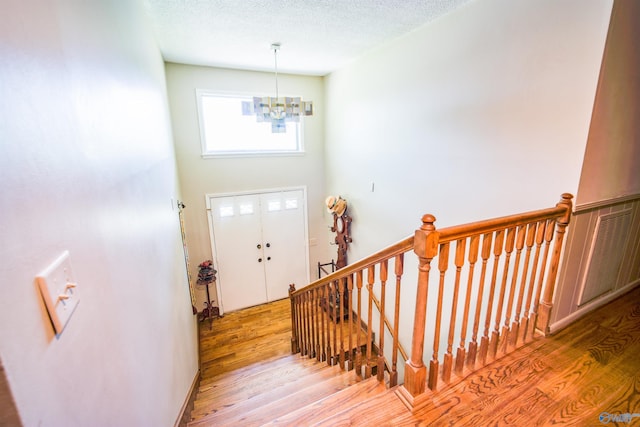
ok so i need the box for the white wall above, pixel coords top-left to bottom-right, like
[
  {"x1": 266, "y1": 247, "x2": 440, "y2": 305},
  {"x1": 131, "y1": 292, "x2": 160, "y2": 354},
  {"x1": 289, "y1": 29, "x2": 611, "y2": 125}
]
[
  {"x1": 325, "y1": 0, "x2": 611, "y2": 267},
  {"x1": 0, "y1": 1, "x2": 198, "y2": 426},
  {"x1": 324, "y1": 0, "x2": 612, "y2": 371},
  {"x1": 165, "y1": 63, "x2": 329, "y2": 310}
]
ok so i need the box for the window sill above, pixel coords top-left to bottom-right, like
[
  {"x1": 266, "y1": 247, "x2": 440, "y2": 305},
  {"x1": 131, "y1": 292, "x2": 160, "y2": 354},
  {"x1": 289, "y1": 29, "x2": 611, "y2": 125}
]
[{"x1": 201, "y1": 151, "x2": 306, "y2": 159}]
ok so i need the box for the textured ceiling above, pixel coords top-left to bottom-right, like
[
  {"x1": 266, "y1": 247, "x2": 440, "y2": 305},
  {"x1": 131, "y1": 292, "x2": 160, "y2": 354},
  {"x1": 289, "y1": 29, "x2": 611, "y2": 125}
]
[{"x1": 143, "y1": 0, "x2": 473, "y2": 76}]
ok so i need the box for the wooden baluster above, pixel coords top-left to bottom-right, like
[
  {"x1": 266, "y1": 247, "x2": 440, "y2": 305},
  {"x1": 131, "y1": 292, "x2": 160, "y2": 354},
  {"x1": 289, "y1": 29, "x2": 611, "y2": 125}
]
[
  {"x1": 347, "y1": 274, "x2": 354, "y2": 370},
  {"x1": 355, "y1": 270, "x2": 364, "y2": 376},
  {"x1": 500, "y1": 225, "x2": 526, "y2": 355},
  {"x1": 377, "y1": 260, "x2": 388, "y2": 382},
  {"x1": 304, "y1": 291, "x2": 313, "y2": 357},
  {"x1": 339, "y1": 278, "x2": 346, "y2": 370},
  {"x1": 522, "y1": 221, "x2": 546, "y2": 343},
  {"x1": 468, "y1": 233, "x2": 491, "y2": 368},
  {"x1": 458, "y1": 235, "x2": 479, "y2": 374},
  {"x1": 319, "y1": 285, "x2": 326, "y2": 362},
  {"x1": 428, "y1": 241, "x2": 449, "y2": 391},
  {"x1": 405, "y1": 214, "x2": 439, "y2": 397},
  {"x1": 307, "y1": 290, "x2": 313, "y2": 357},
  {"x1": 297, "y1": 293, "x2": 304, "y2": 355},
  {"x1": 390, "y1": 254, "x2": 404, "y2": 387},
  {"x1": 443, "y1": 238, "x2": 465, "y2": 383},
  {"x1": 308, "y1": 288, "x2": 315, "y2": 359},
  {"x1": 537, "y1": 193, "x2": 573, "y2": 335},
  {"x1": 298, "y1": 292, "x2": 304, "y2": 356},
  {"x1": 331, "y1": 280, "x2": 342, "y2": 365},
  {"x1": 323, "y1": 283, "x2": 333, "y2": 365},
  {"x1": 365, "y1": 266, "x2": 375, "y2": 378},
  {"x1": 289, "y1": 284, "x2": 298, "y2": 354},
  {"x1": 300, "y1": 292, "x2": 306, "y2": 356},
  {"x1": 529, "y1": 220, "x2": 554, "y2": 339},
  {"x1": 479, "y1": 230, "x2": 503, "y2": 365},
  {"x1": 490, "y1": 227, "x2": 515, "y2": 359},
  {"x1": 511, "y1": 222, "x2": 537, "y2": 347},
  {"x1": 313, "y1": 287, "x2": 320, "y2": 361}
]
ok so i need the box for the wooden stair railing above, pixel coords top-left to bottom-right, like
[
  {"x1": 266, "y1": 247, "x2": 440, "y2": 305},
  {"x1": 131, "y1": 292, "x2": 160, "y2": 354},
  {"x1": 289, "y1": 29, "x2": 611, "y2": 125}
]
[
  {"x1": 290, "y1": 193, "x2": 573, "y2": 405},
  {"x1": 399, "y1": 193, "x2": 573, "y2": 410},
  {"x1": 290, "y1": 240, "x2": 412, "y2": 387}
]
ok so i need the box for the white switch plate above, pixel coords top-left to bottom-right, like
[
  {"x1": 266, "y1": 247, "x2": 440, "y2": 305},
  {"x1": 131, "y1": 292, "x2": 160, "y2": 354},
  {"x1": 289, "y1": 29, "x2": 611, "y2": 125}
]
[{"x1": 36, "y1": 251, "x2": 79, "y2": 335}]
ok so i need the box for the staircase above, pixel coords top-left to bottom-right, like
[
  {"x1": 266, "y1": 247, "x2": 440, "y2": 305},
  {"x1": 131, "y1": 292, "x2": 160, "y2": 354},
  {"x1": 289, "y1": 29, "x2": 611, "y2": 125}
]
[
  {"x1": 186, "y1": 194, "x2": 578, "y2": 426},
  {"x1": 187, "y1": 354, "x2": 396, "y2": 426}
]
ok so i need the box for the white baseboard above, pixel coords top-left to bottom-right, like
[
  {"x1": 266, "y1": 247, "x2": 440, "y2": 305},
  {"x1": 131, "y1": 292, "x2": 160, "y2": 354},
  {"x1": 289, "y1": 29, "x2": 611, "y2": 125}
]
[
  {"x1": 174, "y1": 369, "x2": 200, "y2": 427},
  {"x1": 549, "y1": 280, "x2": 640, "y2": 334}
]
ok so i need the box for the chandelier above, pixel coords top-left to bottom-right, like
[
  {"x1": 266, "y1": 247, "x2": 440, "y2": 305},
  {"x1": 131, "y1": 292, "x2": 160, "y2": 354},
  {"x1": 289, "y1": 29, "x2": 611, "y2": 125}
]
[{"x1": 242, "y1": 43, "x2": 313, "y2": 133}]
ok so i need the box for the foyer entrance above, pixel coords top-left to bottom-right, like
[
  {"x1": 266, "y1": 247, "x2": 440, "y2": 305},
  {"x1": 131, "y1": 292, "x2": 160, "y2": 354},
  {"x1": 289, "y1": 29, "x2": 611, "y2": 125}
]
[{"x1": 206, "y1": 188, "x2": 309, "y2": 314}]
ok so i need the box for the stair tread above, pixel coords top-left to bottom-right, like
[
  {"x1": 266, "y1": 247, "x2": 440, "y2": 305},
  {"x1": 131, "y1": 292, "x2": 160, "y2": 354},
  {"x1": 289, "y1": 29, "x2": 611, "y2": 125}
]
[
  {"x1": 262, "y1": 376, "x2": 387, "y2": 426},
  {"x1": 198, "y1": 354, "x2": 319, "y2": 390},
  {"x1": 188, "y1": 368, "x2": 360, "y2": 426},
  {"x1": 198, "y1": 354, "x2": 301, "y2": 386},
  {"x1": 193, "y1": 359, "x2": 334, "y2": 412},
  {"x1": 190, "y1": 362, "x2": 347, "y2": 420},
  {"x1": 310, "y1": 386, "x2": 406, "y2": 426}
]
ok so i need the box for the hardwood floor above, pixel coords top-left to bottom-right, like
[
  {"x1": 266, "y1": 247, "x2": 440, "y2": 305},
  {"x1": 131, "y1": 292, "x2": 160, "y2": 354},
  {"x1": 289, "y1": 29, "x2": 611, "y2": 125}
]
[
  {"x1": 192, "y1": 286, "x2": 640, "y2": 426},
  {"x1": 198, "y1": 298, "x2": 293, "y2": 378},
  {"x1": 410, "y1": 283, "x2": 640, "y2": 426}
]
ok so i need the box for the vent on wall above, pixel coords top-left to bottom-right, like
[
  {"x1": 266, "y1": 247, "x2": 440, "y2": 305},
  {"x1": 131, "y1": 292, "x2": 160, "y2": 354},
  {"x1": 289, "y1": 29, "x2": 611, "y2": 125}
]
[{"x1": 578, "y1": 209, "x2": 632, "y2": 306}]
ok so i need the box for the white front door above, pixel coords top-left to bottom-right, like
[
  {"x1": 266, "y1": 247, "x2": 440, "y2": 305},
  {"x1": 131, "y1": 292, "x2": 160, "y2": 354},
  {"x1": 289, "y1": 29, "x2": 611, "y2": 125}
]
[
  {"x1": 207, "y1": 188, "x2": 309, "y2": 314},
  {"x1": 260, "y1": 189, "x2": 308, "y2": 302},
  {"x1": 209, "y1": 194, "x2": 268, "y2": 313}
]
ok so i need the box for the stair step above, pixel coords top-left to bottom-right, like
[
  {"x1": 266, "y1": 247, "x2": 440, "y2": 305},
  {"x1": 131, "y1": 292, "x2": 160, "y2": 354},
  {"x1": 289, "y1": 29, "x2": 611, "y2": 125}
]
[
  {"x1": 310, "y1": 385, "x2": 406, "y2": 426},
  {"x1": 198, "y1": 354, "x2": 317, "y2": 389},
  {"x1": 192, "y1": 358, "x2": 331, "y2": 414},
  {"x1": 190, "y1": 359, "x2": 344, "y2": 420},
  {"x1": 262, "y1": 376, "x2": 387, "y2": 426},
  {"x1": 188, "y1": 366, "x2": 360, "y2": 426}
]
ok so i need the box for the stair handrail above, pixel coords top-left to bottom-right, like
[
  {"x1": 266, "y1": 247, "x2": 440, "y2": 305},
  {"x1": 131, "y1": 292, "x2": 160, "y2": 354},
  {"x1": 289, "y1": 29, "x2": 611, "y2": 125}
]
[
  {"x1": 290, "y1": 193, "x2": 573, "y2": 403},
  {"x1": 402, "y1": 193, "x2": 573, "y2": 406},
  {"x1": 291, "y1": 236, "x2": 414, "y2": 297},
  {"x1": 290, "y1": 236, "x2": 413, "y2": 386}
]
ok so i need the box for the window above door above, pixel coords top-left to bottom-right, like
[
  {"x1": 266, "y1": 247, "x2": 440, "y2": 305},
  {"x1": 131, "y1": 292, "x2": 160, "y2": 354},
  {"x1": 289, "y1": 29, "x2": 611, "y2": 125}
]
[{"x1": 196, "y1": 90, "x2": 304, "y2": 158}]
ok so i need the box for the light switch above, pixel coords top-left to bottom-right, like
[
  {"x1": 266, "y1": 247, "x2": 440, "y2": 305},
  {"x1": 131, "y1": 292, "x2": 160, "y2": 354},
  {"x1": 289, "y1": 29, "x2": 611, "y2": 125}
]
[{"x1": 36, "y1": 251, "x2": 79, "y2": 335}]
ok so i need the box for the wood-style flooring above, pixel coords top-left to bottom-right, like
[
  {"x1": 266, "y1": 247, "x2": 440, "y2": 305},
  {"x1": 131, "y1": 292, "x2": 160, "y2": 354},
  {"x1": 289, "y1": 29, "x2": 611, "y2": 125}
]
[
  {"x1": 191, "y1": 286, "x2": 640, "y2": 426},
  {"x1": 198, "y1": 298, "x2": 293, "y2": 379}
]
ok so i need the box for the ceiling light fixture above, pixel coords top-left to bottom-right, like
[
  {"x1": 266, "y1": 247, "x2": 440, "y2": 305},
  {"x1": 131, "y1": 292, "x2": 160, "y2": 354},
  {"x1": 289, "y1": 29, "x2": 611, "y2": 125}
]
[{"x1": 242, "y1": 43, "x2": 313, "y2": 133}]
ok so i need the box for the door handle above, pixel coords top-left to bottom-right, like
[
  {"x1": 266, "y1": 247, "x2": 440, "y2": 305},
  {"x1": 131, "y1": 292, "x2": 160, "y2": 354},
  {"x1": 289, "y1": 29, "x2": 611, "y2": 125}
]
[
  {"x1": 257, "y1": 244, "x2": 262, "y2": 249},
  {"x1": 258, "y1": 258, "x2": 263, "y2": 262},
  {"x1": 267, "y1": 256, "x2": 271, "y2": 261},
  {"x1": 266, "y1": 243, "x2": 271, "y2": 248}
]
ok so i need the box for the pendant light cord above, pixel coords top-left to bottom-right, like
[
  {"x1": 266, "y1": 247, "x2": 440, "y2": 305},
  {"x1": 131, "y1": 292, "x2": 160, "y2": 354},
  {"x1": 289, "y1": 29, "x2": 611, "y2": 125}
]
[{"x1": 273, "y1": 44, "x2": 280, "y2": 99}]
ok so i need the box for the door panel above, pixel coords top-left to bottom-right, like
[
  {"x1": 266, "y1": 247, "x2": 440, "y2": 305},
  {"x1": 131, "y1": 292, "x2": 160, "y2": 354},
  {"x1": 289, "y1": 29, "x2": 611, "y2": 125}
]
[
  {"x1": 210, "y1": 194, "x2": 267, "y2": 312},
  {"x1": 208, "y1": 189, "x2": 309, "y2": 313},
  {"x1": 260, "y1": 190, "x2": 308, "y2": 301}
]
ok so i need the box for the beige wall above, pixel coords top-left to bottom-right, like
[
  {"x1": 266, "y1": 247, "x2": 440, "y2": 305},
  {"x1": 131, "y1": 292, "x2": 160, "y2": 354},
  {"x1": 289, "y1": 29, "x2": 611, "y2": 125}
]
[
  {"x1": 577, "y1": 0, "x2": 640, "y2": 205},
  {"x1": 0, "y1": 1, "x2": 198, "y2": 426},
  {"x1": 552, "y1": 0, "x2": 640, "y2": 328},
  {"x1": 164, "y1": 63, "x2": 328, "y2": 309}
]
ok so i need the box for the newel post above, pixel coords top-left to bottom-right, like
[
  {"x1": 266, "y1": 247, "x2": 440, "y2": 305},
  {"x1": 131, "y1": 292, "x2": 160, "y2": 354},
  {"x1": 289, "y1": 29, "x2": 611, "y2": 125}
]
[
  {"x1": 289, "y1": 284, "x2": 299, "y2": 354},
  {"x1": 537, "y1": 193, "x2": 573, "y2": 335},
  {"x1": 404, "y1": 214, "x2": 440, "y2": 397}
]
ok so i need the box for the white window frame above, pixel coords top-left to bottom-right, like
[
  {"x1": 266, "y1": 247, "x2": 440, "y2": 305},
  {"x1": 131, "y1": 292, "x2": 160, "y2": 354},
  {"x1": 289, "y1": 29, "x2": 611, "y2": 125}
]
[{"x1": 196, "y1": 90, "x2": 305, "y2": 158}]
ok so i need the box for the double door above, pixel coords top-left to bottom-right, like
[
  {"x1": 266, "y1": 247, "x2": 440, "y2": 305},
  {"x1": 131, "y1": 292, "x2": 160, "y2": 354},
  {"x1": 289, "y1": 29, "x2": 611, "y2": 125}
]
[{"x1": 207, "y1": 189, "x2": 308, "y2": 314}]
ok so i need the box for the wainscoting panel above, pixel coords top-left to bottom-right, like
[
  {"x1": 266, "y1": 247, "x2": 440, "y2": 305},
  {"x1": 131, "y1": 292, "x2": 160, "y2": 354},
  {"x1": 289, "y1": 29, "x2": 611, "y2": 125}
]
[
  {"x1": 577, "y1": 209, "x2": 632, "y2": 305},
  {"x1": 550, "y1": 195, "x2": 640, "y2": 331}
]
